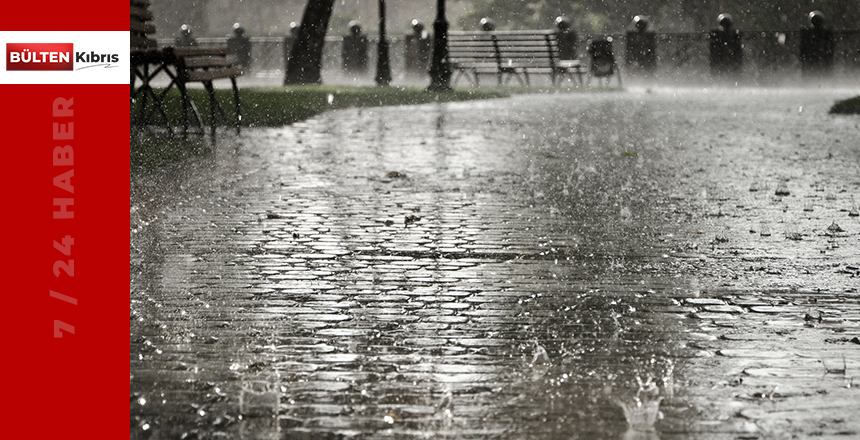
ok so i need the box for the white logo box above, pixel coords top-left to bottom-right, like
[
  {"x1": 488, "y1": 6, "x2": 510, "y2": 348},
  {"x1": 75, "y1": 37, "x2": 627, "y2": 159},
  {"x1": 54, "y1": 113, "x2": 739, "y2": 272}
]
[{"x1": 0, "y1": 31, "x2": 129, "y2": 84}]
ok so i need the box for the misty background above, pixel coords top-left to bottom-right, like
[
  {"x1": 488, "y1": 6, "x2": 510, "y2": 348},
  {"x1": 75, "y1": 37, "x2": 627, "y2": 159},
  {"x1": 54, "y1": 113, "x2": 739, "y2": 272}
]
[{"x1": 151, "y1": 0, "x2": 860, "y2": 39}]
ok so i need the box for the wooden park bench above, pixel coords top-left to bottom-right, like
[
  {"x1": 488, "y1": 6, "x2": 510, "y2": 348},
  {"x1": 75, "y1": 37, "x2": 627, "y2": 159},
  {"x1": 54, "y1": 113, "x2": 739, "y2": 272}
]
[
  {"x1": 130, "y1": 0, "x2": 243, "y2": 136},
  {"x1": 447, "y1": 30, "x2": 585, "y2": 87},
  {"x1": 131, "y1": 0, "x2": 171, "y2": 127}
]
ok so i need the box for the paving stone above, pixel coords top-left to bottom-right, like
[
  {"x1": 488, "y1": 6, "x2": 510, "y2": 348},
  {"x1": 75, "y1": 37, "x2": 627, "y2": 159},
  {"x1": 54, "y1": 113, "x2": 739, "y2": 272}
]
[{"x1": 132, "y1": 90, "x2": 860, "y2": 440}]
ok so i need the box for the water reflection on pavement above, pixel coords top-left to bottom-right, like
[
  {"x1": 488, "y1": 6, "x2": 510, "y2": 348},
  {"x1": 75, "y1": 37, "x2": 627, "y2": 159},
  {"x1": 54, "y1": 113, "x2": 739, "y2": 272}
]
[{"x1": 131, "y1": 88, "x2": 860, "y2": 439}]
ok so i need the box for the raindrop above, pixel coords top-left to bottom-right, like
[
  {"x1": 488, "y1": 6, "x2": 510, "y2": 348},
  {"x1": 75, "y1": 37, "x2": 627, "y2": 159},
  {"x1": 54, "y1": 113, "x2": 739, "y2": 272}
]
[
  {"x1": 435, "y1": 390, "x2": 454, "y2": 416},
  {"x1": 615, "y1": 376, "x2": 664, "y2": 433},
  {"x1": 827, "y1": 221, "x2": 845, "y2": 233},
  {"x1": 531, "y1": 343, "x2": 550, "y2": 365}
]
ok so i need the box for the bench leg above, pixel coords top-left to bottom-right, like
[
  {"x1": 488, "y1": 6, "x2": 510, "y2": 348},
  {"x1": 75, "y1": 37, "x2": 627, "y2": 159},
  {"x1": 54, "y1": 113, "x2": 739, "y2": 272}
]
[
  {"x1": 454, "y1": 69, "x2": 478, "y2": 87},
  {"x1": 176, "y1": 81, "x2": 205, "y2": 137},
  {"x1": 177, "y1": 82, "x2": 190, "y2": 137},
  {"x1": 152, "y1": 83, "x2": 175, "y2": 132},
  {"x1": 137, "y1": 85, "x2": 150, "y2": 125},
  {"x1": 231, "y1": 77, "x2": 241, "y2": 134},
  {"x1": 132, "y1": 65, "x2": 151, "y2": 125},
  {"x1": 203, "y1": 81, "x2": 219, "y2": 138}
]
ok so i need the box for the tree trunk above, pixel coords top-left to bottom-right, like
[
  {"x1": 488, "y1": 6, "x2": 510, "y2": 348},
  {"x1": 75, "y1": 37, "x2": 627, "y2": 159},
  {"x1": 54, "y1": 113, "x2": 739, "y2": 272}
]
[{"x1": 284, "y1": 0, "x2": 335, "y2": 85}]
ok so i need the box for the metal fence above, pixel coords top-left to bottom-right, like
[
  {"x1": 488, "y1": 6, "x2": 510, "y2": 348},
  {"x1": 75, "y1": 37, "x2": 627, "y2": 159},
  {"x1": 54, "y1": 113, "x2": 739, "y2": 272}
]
[
  {"x1": 158, "y1": 29, "x2": 860, "y2": 85},
  {"x1": 623, "y1": 30, "x2": 860, "y2": 83}
]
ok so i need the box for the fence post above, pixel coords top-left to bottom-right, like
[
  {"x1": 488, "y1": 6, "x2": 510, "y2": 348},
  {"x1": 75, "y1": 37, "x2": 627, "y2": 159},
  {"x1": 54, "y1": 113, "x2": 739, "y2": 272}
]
[
  {"x1": 555, "y1": 16, "x2": 578, "y2": 60},
  {"x1": 283, "y1": 22, "x2": 299, "y2": 80},
  {"x1": 227, "y1": 23, "x2": 252, "y2": 70},
  {"x1": 800, "y1": 11, "x2": 835, "y2": 78},
  {"x1": 405, "y1": 20, "x2": 432, "y2": 75},
  {"x1": 709, "y1": 13, "x2": 743, "y2": 78},
  {"x1": 625, "y1": 15, "x2": 656, "y2": 75},
  {"x1": 342, "y1": 21, "x2": 369, "y2": 74}
]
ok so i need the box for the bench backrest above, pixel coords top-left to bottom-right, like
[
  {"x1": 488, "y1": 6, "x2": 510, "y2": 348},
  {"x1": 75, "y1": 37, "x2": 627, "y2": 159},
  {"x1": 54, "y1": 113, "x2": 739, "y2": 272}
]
[
  {"x1": 448, "y1": 30, "x2": 561, "y2": 68},
  {"x1": 163, "y1": 47, "x2": 243, "y2": 82},
  {"x1": 130, "y1": 0, "x2": 157, "y2": 52}
]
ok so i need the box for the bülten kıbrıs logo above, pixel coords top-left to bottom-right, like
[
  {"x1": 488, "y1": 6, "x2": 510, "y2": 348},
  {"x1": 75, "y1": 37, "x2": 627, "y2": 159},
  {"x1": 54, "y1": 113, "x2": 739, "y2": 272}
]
[{"x1": 6, "y1": 42, "x2": 120, "y2": 71}]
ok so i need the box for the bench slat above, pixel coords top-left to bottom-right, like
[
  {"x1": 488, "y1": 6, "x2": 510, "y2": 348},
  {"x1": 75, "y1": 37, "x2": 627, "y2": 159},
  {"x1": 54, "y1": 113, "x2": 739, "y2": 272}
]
[
  {"x1": 185, "y1": 66, "x2": 244, "y2": 82},
  {"x1": 182, "y1": 54, "x2": 240, "y2": 68},
  {"x1": 131, "y1": 36, "x2": 158, "y2": 50},
  {"x1": 130, "y1": 21, "x2": 156, "y2": 34},
  {"x1": 172, "y1": 47, "x2": 229, "y2": 57},
  {"x1": 450, "y1": 30, "x2": 555, "y2": 36},
  {"x1": 130, "y1": 6, "x2": 153, "y2": 21}
]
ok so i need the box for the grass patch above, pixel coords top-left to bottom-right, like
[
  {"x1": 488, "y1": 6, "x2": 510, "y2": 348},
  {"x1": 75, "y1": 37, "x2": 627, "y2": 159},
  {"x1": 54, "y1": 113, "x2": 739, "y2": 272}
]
[
  {"x1": 830, "y1": 96, "x2": 860, "y2": 114},
  {"x1": 130, "y1": 83, "x2": 618, "y2": 170},
  {"x1": 132, "y1": 85, "x2": 511, "y2": 128},
  {"x1": 130, "y1": 133, "x2": 210, "y2": 171}
]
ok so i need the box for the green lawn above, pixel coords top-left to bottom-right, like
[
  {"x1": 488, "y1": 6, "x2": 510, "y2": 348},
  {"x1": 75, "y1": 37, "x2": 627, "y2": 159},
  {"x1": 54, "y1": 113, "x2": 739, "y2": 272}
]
[
  {"x1": 830, "y1": 95, "x2": 860, "y2": 115},
  {"x1": 131, "y1": 85, "x2": 511, "y2": 128},
  {"x1": 130, "y1": 84, "x2": 617, "y2": 170}
]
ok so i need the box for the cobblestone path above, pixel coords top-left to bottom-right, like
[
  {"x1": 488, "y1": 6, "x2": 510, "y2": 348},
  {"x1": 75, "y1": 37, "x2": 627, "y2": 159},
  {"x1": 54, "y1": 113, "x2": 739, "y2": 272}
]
[{"x1": 131, "y1": 88, "x2": 860, "y2": 440}]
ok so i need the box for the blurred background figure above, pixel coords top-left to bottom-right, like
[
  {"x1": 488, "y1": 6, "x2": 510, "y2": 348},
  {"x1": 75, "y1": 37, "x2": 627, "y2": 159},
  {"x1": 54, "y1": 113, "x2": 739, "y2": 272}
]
[
  {"x1": 800, "y1": 10, "x2": 835, "y2": 79},
  {"x1": 176, "y1": 24, "x2": 197, "y2": 47},
  {"x1": 625, "y1": 15, "x2": 656, "y2": 76},
  {"x1": 709, "y1": 13, "x2": 743, "y2": 79},
  {"x1": 227, "y1": 23, "x2": 252, "y2": 70},
  {"x1": 342, "y1": 21, "x2": 369, "y2": 74},
  {"x1": 404, "y1": 19, "x2": 432, "y2": 76}
]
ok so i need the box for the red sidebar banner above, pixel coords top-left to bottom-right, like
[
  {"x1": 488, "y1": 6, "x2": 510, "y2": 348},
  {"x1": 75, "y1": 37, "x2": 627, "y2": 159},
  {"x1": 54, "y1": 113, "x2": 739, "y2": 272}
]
[{"x1": 1, "y1": 3, "x2": 129, "y2": 439}]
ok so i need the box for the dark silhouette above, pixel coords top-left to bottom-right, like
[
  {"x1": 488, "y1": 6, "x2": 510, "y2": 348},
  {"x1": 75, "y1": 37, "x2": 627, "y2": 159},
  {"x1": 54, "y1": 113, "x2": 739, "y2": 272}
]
[
  {"x1": 588, "y1": 38, "x2": 621, "y2": 87},
  {"x1": 427, "y1": 0, "x2": 452, "y2": 91},
  {"x1": 709, "y1": 13, "x2": 743, "y2": 78},
  {"x1": 625, "y1": 15, "x2": 656, "y2": 74},
  {"x1": 405, "y1": 20, "x2": 432, "y2": 75},
  {"x1": 227, "y1": 23, "x2": 252, "y2": 69},
  {"x1": 175, "y1": 24, "x2": 197, "y2": 47},
  {"x1": 799, "y1": 11, "x2": 835, "y2": 78},
  {"x1": 342, "y1": 21, "x2": 369, "y2": 74},
  {"x1": 284, "y1": 0, "x2": 335, "y2": 85},
  {"x1": 555, "y1": 16, "x2": 578, "y2": 61},
  {"x1": 282, "y1": 22, "x2": 300, "y2": 84},
  {"x1": 375, "y1": 0, "x2": 392, "y2": 86}
]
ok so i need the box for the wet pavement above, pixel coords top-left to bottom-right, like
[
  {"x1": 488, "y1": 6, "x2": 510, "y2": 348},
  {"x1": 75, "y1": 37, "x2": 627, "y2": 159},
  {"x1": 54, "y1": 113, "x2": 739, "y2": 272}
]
[{"x1": 131, "y1": 87, "x2": 860, "y2": 440}]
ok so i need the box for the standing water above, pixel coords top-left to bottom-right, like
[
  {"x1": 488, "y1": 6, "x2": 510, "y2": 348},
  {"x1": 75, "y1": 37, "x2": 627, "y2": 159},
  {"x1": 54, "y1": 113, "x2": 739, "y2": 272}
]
[{"x1": 131, "y1": 87, "x2": 860, "y2": 439}]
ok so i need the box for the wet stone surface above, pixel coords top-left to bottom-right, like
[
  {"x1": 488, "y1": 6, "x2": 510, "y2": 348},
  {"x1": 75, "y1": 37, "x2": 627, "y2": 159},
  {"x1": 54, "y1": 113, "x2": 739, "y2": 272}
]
[{"x1": 131, "y1": 89, "x2": 860, "y2": 439}]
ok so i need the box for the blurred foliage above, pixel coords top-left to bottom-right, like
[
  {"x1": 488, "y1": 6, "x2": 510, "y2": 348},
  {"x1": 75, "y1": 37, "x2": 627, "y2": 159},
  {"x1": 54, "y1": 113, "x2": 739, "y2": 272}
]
[
  {"x1": 460, "y1": 0, "x2": 860, "y2": 33},
  {"x1": 829, "y1": 96, "x2": 860, "y2": 115}
]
